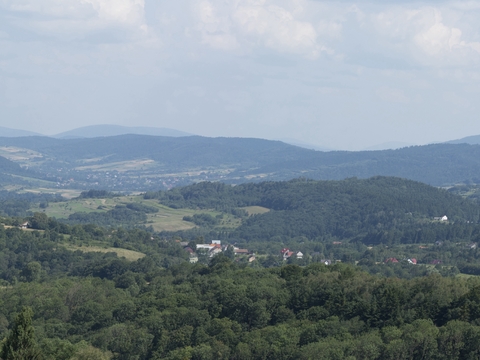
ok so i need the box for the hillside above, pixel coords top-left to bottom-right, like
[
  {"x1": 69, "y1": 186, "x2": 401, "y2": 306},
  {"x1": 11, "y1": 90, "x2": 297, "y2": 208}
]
[
  {"x1": 150, "y1": 177, "x2": 480, "y2": 245},
  {"x1": 447, "y1": 134, "x2": 480, "y2": 145},
  {"x1": 0, "y1": 126, "x2": 42, "y2": 137},
  {"x1": 53, "y1": 124, "x2": 192, "y2": 138},
  {"x1": 0, "y1": 135, "x2": 480, "y2": 190}
]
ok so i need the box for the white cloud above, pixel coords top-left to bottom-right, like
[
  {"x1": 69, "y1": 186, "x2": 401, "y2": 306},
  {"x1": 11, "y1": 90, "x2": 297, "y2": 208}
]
[
  {"x1": 413, "y1": 9, "x2": 480, "y2": 57},
  {"x1": 191, "y1": 0, "x2": 332, "y2": 58},
  {"x1": 372, "y1": 6, "x2": 480, "y2": 65},
  {"x1": 193, "y1": 1, "x2": 240, "y2": 50},
  {"x1": 234, "y1": 1, "x2": 319, "y2": 55},
  {"x1": 0, "y1": 0, "x2": 148, "y2": 39}
]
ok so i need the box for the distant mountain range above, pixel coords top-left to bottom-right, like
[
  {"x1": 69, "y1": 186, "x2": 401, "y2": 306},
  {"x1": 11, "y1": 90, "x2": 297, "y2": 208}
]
[
  {"x1": 53, "y1": 125, "x2": 192, "y2": 138},
  {"x1": 0, "y1": 135, "x2": 478, "y2": 190},
  {"x1": 277, "y1": 138, "x2": 333, "y2": 151},
  {"x1": 447, "y1": 135, "x2": 480, "y2": 145},
  {"x1": 0, "y1": 125, "x2": 192, "y2": 138},
  {"x1": 1, "y1": 125, "x2": 480, "y2": 191},
  {"x1": 363, "y1": 141, "x2": 416, "y2": 151},
  {"x1": 0, "y1": 126, "x2": 42, "y2": 137}
]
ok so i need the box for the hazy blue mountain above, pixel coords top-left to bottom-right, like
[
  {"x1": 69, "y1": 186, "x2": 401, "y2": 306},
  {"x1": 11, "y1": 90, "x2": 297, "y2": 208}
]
[
  {"x1": 1, "y1": 135, "x2": 480, "y2": 189},
  {"x1": 53, "y1": 124, "x2": 192, "y2": 138},
  {"x1": 363, "y1": 141, "x2": 416, "y2": 151},
  {"x1": 447, "y1": 135, "x2": 480, "y2": 145},
  {"x1": 0, "y1": 126, "x2": 42, "y2": 137},
  {"x1": 278, "y1": 138, "x2": 334, "y2": 151}
]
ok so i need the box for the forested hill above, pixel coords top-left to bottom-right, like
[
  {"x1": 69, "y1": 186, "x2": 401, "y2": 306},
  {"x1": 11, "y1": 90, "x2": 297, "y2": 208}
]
[
  {"x1": 0, "y1": 155, "x2": 36, "y2": 184},
  {"x1": 150, "y1": 177, "x2": 480, "y2": 244},
  {"x1": 0, "y1": 135, "x2": 310, "y2": 167},
  {"x1": 1, "y1": 136, "x2": 480, "y2": 188}
]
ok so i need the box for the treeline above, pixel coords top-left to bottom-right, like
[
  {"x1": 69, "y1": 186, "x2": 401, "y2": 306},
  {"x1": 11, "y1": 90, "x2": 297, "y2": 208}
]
[
  {"x1": 0, "y1": 191, "x2": 62, "y2": 217},
  {"x1": 77, "y1": 189, "x2": 119, "y2": 199},
  {"x1": 55, "y1": 203, "x2": 158, "y2": 229}
]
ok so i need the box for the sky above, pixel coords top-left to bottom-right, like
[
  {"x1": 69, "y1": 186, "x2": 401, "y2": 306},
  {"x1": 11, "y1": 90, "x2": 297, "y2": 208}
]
[{"x1": 1, "y1": 0, "x2": 480, "y2": 150}]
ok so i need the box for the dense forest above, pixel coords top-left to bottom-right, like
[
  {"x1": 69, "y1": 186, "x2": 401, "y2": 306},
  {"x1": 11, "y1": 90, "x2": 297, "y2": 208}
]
[
  {"x1": 1, "y1": 219, "x2": 480, "y2": 360},
  {"x1": 1, "y1": 176, "x2": 480, "y2": 358},
  {"x1": 149, "y1": 177, "x2": 480, "y2": 246}
]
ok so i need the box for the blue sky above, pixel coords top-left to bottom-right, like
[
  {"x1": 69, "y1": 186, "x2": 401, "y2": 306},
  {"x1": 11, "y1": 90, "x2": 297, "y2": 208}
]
[{"x1": 1, "y1": 0, "x2": 480, "y2": 150}]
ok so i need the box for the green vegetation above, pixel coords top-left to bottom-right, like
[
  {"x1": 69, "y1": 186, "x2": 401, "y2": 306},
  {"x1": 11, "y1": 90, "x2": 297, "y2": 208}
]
[
  {"x1": 2, "y1": 175, "x2": 480, "y2": 358},
  {"x1": 153, "y1": 177, "x2": 480, "y2": 246},
  {"x1": 1, "y1": 231, "x2": 480, "y2": 360},
  {"x1": 1, "y1": 307, "x2": 41, "y2": 360},
  {"x1": 62, "y1": 244, "x2": 146, "y2": 262}
]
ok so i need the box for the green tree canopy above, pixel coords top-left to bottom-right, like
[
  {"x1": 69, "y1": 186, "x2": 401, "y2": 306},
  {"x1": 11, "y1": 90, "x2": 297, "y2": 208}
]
[{"x1": 1, "y1": 306, "x2": 42, "y2": 360}]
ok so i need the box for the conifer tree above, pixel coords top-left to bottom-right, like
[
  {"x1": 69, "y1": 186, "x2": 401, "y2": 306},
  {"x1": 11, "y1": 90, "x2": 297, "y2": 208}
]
[{"x1": 1, "y1": 307, "x2": 42, "y2": 360}]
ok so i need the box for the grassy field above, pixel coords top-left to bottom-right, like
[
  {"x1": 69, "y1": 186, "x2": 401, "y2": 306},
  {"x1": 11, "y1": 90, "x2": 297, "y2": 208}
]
[
  {"x1": 0, "y1": 146, "x2": 43, "y2": 163},
  {"x1": 29, "y1": 194, "x2": 243, "y2": 232},
  {"x1": 4, "y1": 175, "x2": 59, "y2": 189},
  {"x1": 241, "y1": 206, "x2": 270, "y2": 216},
  {"x1": 62, "y1": 244, "x2": 145, "y2": 261},
  {"x1": 75, "y1": 159, "x2": 157, "y2": 172}
]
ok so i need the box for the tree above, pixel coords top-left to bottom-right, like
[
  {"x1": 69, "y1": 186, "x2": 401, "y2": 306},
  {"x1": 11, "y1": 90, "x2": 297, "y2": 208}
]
[
  {"x1": 29, "y1": 213, "x2": 48, "y2": 230},
  {"x1": 1, "y1": 307, "x2": 42, "y2": 360},
  {"x1": 22, "y1": 262, "x2": 42, "y2": 282}
]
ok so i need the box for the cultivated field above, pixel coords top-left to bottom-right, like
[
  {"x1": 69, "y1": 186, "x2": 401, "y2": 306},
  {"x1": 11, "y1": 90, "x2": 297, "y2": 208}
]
[
  {"x1": 241, "y1": 206, "x2": 270, "y2": 216},
  {"x1": 62, "y1": 244, "x2": 145, "y2": 261},
  {"x1": 75, "y1": 159, "x2": 157, "y2": 172}
]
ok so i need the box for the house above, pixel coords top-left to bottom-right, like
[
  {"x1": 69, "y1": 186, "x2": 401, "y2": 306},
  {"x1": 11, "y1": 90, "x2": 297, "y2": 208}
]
[
  {"x1": 189, "y1": 255, "x2": 198, "y2": 264},
  {"x1": 209, "y1": 247, "x2": 222, "y2": 257},
  {"x1": 407, "y1": 258, "x2": 417, "y2": 265},
  {"x1": 184, "y1": 247, "x2": 195, "y2": 254},
  {"x1": 385, "y1": 257, "x2": 399, "y2": 264},
  {"x1": 234, "y1": 248, "x2": 249, "y2": 255},
  {"x1": 20, "y1": 222, "x2": 29, "y2": 229},
  {"x1": 320, "y1": 259, "x2": 332, "y2": 265},
  {"x1": 467, "y1": 243, "x2": 477, "y2": 249},
  {"x1": 212, "y1": 240, "x2": 221, "y2": 245},
  {"x1": 296, "y1": 252, "x2": 303, "y2": 259},
  {"x1": 196, "y1": 244, "x2": 214, "y2": 250},
  {"x1": 248, "y1": 255, "x2": 256, "y2": 262},
  {"x1": 434, "y1": 215, "x2": 448, "y2": 221}
]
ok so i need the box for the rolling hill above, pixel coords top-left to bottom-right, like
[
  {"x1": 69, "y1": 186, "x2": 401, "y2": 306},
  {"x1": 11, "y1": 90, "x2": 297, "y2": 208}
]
[
  {"x1": 0, "y1": 135, "x2": 479, "y2": 190},
  {"x1": 53, "y1": 124, "x2": 192, "y2": 138},
  {"x1": 447, "y1": 134, "x2": 480, "y2": 145},
  {"x1": 150, "y1": 177, "x2": 480, "y2": 245}
]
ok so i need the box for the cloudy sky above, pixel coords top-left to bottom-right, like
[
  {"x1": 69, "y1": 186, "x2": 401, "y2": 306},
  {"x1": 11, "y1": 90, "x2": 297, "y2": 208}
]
[{"x1": 1, "y1": 0, "x2": 480, "y2": 150}]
